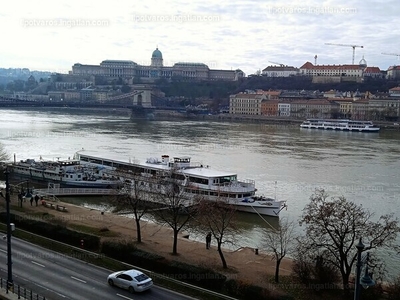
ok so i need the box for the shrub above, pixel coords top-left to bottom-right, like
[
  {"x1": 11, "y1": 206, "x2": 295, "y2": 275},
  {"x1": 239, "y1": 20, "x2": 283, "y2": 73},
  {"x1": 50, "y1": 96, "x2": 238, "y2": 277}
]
[
  {"x1": 101, "y1": 240, "x2": 137, "y2": 261},
  {"x1": 101, "y1": 240, "x2": 165, "y2": 271},
  {"x1": 222, "y1": 279, "x2": 294, "y2": 300},
  {"x1": 0, "y1": 212, "x2": 100, "y2": 251},
  {"x1": 385, "y1": 276, "x2": 400, "y2": 300},
  {"x1": 312, "y1": 255, "x2": 340, "y2": 286},
  {"x1": 166, "y1": 260, "x2": 227, "y2": 290}
]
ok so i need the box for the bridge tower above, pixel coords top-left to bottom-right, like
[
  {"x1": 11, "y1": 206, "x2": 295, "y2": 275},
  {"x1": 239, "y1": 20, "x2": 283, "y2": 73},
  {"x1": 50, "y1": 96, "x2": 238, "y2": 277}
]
[
  {"x1": 130, "y1": 85, "x2": 156, "y2": 119},
  {"x1": 132, "y1": 88, "x2": 153, "y2": 108}
]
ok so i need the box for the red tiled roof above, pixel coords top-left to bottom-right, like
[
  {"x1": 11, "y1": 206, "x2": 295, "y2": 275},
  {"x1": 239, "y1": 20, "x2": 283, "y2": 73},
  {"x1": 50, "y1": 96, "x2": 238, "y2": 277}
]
[
  {"x1": 231, "y1": 93, "x2": 265, "y2": 99},
  {"x1": 364, "y1": 67, "x2": 381, "y2": 73},
  {"x1": 388, "y1": 66, "x2": 400, "y2": 71},
  {"x1": 353, "y1": 99, "x2": 369, "y2": 103},
  {"x1": 300, "y1": 61, "x2": 365, "y2": 70},
  {"x1": 326, "y1": 97, "x2": 353, "y2": 102},
  {"x1": 262, "y1": 66, "x2": 298, "y2": 71},
  {"x1": 261, "y1": 99, "x2": 280, "y2": 103},
  {"x1": 300, "y1": 62, "x2": 314, "y2": 69},
  {"x1": 291, "y1": 99, "x2": 336, "y2": 105},
  {"x1": 254, "y1": 90, "x2": 281, "y2": 96},
  {"x1": 389, "y1": 87, "x2": 400, "y2": 91}
]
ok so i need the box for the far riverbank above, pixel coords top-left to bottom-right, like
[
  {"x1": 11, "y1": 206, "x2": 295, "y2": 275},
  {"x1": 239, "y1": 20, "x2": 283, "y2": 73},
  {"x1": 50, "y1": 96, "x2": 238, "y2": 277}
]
[{"x1": 153, "y1": 110, "x2": 400, "y2": 130}]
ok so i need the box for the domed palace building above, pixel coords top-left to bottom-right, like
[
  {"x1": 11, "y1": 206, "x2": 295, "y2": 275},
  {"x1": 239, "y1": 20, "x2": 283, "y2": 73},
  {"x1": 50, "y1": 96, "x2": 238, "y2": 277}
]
[{"x1": 72, "y1": 48, "x2": 244, "y2": 81}]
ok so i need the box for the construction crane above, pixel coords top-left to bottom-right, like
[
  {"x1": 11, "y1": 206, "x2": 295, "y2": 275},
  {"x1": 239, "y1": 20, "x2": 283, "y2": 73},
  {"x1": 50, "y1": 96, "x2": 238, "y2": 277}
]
[
  {"x1": 325, "y1": 43, "x2": 364, "y2": 64},
  {"x1": 268, "y1": 61, "x2": 285, "y2": 67},
  {"x1": 382, "y1": 52, "x2": 400, "y2": 57}
]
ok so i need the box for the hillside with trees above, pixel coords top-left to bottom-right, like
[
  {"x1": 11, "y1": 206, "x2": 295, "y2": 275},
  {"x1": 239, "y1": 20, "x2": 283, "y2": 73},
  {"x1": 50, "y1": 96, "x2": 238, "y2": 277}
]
[{"x1": 154, "y1": 76, "x2": 400, "y2": 101}]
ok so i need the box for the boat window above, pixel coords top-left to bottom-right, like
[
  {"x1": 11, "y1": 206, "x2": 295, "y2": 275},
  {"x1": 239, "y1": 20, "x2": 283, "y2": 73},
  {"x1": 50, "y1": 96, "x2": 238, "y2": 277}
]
[
  {"x1": 172, "y1": 174, "x2": 185, "y2": 180},
  {"x1": 189, "y1": 176, "x2": 208, "y2": 184},
  {"x1": 219, "y1": 176, "x2": 236, "y2": 184}
]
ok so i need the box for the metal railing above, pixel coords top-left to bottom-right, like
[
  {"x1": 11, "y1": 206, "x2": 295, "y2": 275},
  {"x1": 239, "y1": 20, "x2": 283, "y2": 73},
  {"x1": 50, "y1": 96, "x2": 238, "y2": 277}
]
[
  {"x1": 0, "y1": 278, "x2": 46, "y2": 300},
  {"x1": 34, "y1": 187, "x2": 116, "y2": 196}
]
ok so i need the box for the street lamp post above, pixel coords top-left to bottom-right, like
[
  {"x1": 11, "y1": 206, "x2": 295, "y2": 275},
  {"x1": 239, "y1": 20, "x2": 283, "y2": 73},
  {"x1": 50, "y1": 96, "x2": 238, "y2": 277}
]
[
  {"x1": 3, "y1": 169, "x2": 13, "y2": 290},
  {"x1": 354, "y1": 238, "x2": 364, "y2": 300},
  {"x1": 354, "y1": 238, "x2": 375, "y2": 300}
]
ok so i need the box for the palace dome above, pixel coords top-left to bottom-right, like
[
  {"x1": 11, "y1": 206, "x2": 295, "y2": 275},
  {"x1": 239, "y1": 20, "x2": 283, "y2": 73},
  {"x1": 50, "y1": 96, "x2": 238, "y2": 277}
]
[
  {"x1": 152, "y1": 48, "x2": 163, "y2": 58},
  {"x1": 359, "y1": 56, "x2": 367, "y2": 67}
]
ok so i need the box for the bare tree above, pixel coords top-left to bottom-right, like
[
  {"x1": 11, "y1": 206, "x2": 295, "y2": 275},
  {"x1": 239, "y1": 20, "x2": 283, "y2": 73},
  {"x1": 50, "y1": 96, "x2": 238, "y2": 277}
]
[
  {"x1": 0, "y1": 144, "x2": 9, "y2": 162},
  {"x1": 113, "y1": 174, "x2": 152, "y2": 243},
  {"x1": 299, "y1": 189, "x2": 400, "y2": 290},
  {"x1": 152, "y1": 177, "x2": 193, "y2": 255},
  {"x1": 262, "y1": 217, "x2": 295, "y2": 283},
  {"x1": 194, "y1": 198, "x2": 239, "y2": 269}
]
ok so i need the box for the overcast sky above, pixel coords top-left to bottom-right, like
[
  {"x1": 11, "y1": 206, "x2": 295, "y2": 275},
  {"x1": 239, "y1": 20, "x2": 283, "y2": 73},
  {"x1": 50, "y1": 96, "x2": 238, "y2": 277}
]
[{"x1": 0, "y1": 0, "x2": 399, "y2": 75}]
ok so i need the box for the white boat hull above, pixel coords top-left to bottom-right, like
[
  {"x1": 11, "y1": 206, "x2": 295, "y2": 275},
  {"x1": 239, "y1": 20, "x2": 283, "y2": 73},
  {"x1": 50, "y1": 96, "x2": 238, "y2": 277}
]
[
  {"x1": 229, "y1": 200, "x2": 286, "y2": 216},
  {"x1": 300, "y1": 125, "x2": 380, "y2": 132},
  {"x1": 300, "y1": 119, "x2": 380, "y2": 132}
]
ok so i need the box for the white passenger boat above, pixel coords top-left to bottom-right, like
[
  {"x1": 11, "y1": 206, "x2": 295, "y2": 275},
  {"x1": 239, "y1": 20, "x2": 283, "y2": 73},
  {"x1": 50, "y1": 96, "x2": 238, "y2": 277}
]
[
  {"x1": 300, "y1": 119, "x2": 380, "y2": 132},
  {"x1": 74, "y1": 151, "x2": 287, "y2": 217},
  {"x1": 8, "y1": 157, "x2": 122, "y2": 188}
]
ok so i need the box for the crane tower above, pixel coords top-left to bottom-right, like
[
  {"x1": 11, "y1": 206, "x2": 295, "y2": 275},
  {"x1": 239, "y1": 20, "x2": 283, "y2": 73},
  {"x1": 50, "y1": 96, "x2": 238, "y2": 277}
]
[
  {"x1": 382, "y1": 52, "x2": 400, "y2": 59},
  {"x1": 325, "y1": 43, "x2": 364, "y2": 64},
  {"x1": 268, "y1": 61, "x2": 285, "y2": 67}
]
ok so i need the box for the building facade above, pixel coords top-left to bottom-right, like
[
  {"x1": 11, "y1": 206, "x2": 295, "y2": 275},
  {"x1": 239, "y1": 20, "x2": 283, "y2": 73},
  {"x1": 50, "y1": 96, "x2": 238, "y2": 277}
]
[
  {"x1": 290, "y1": 99, "x2": 339, "y2": 119},
  {"x1": 228, "y1": 89, "x2": 400, "y2": 120},
  {"x1": 389, "y1": 87, "x2": 400, "y2": 97},
  {"x1": 299, "y1": 62, "x2": 364, "y2": 77},
  {"x1": 71, "y1": 48, "x2": 244, "y2": 81},
  {"x1": 387, "y1": 66, "x2": 400, "y2": 79},
  {"x1": 261, "y1": 65, "x2": 299, "y2": 77},
  {"x1": 278, "y1": 103, "x2": 291, "y2": 117},
  {"x1": 261, "y1": 100, "x2": 279, "y2": 116},
  {"x1": 229, "y1": 93, "x2": 266, "y2": 115}
]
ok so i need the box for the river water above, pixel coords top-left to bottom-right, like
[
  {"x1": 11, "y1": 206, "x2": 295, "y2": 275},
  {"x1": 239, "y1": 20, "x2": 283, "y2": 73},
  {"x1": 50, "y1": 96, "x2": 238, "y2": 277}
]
[{"x1": 1, "y1": 107, "x2": 400, "y2": 278}]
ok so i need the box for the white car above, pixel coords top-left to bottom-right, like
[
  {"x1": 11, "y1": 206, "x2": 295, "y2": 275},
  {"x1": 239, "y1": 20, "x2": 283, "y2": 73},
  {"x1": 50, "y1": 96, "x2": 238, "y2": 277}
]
[{"x1": 107, "y1": 269, "x2": 153, "y2": 293}]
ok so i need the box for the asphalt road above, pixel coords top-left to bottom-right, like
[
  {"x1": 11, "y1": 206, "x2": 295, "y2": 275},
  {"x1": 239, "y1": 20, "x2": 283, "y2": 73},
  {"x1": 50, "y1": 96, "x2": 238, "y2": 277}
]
[{"x1": 0, "y1": 237, "x2": 195, "y2": 300}]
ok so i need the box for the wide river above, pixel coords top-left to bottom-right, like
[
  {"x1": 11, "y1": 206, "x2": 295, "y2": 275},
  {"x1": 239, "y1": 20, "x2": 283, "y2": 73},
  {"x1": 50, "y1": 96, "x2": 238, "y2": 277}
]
[{"x1": 1, "y1": 107, "x2": 400, "y2": 278}]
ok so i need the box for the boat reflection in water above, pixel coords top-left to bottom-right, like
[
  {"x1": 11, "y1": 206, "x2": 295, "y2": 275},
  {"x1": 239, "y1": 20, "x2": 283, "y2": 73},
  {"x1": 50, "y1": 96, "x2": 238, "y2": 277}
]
[{"x1": 235, "y1": 211, "x2": 280, "y2": 231}]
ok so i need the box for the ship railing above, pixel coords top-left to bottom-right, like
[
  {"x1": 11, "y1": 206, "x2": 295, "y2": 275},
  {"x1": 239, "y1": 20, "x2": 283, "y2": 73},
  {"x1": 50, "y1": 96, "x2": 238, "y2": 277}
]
[
  {"x1": 213, "y1": 179, "x2": 255, "y2": 188},
  {"x1": 209, "y1": 186, "x2": 255, "y2": 193},
  {"x1": 33, "y1": 188, "x2": 117, "y2": 196}
]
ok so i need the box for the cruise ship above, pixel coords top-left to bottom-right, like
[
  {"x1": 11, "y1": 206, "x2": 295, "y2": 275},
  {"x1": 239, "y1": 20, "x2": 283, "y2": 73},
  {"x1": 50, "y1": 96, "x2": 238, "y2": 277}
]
[
  {"x1": 74, "y1": 151, "x2": 286, "y2": 217},
  {"x1": 300, "y1": 119, "x2": 380, "y2": 132}
]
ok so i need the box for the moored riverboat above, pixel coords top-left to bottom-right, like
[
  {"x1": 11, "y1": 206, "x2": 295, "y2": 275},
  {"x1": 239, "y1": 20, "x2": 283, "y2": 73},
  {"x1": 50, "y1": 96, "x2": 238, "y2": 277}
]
[
  {"x1": 300, "y1": 119, "x2": 380, "y2": 132},
  {"x1": 74, "y1": 151, "x2": 287, "y2": 217},
  {"x1": 8, "y1": 156, "x2": 122, "y2": 188}
]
